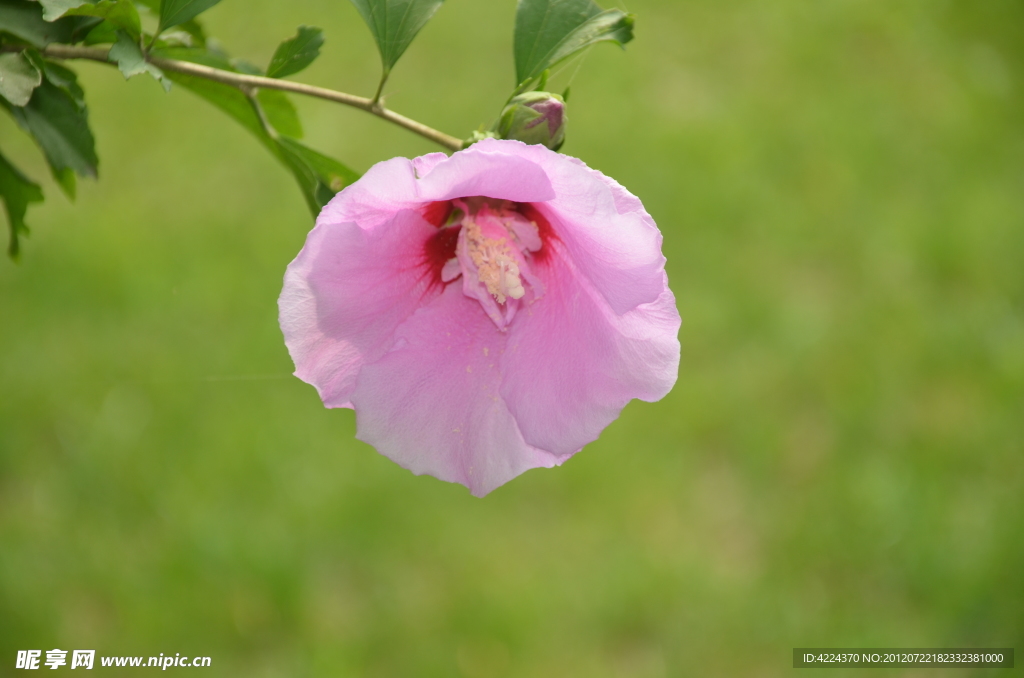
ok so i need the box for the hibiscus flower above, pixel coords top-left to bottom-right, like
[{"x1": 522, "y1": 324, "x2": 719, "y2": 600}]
[{"x1": 279, "y1": 139, "x2": 680, "y2": 496}]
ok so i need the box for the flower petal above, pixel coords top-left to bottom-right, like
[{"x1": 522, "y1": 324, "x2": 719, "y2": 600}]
[
  {"x1": 417, "y1": 143, "x2": 556, "y2": 204},
  {"x1": 412, "y1": 151, "x2": 450, "y2": 178},
  {"x1": 350, "y1": 285, "x2": 566, "y2": 496},
  {"x1": 475, "y1": 139, "x2": 667, "y2": 315},
  {"x1": 500, "y1": 247, "x2": 681, "y2": 456},
  {"x1": 279, "y1": 209, "x2": 441, "y2": 408},
  {"x1": 281, "y1": 139, "x2": 682, "y2": 495},
  {"x1": 318, "y1": 156, "x2": 422, "y2": 228}
]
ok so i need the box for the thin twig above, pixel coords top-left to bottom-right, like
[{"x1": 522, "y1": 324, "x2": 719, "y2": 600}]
[{"x1": 9, "y1": 44, "x2": 463, "y2": 152}]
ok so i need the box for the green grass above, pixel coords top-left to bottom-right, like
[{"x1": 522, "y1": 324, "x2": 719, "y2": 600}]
[{"x1": 2, "y1": 1, "x2": 1022, "y2": 675}]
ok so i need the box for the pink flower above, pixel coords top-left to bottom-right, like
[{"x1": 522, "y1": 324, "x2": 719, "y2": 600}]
[{"x1": 279, "y1": 139, "x2": 680, "y2": 496}]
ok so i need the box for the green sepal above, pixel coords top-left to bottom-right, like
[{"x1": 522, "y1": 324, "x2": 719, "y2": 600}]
[{"x1": 493, "y1": 90, "x2": 566, "y2": 150}]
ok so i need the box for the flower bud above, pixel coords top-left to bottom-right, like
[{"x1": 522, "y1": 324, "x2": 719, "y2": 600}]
[{"x1": 495, "y1": 91, "x2": 566, "y2": 151}]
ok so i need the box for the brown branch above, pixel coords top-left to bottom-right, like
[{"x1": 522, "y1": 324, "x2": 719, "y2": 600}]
[{"x1": 14, "y1": 44, "x2": 463, "y2": 152}]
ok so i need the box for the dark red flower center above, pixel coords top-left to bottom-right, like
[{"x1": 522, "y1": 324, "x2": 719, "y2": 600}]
[{"x1": 420, "y1": 199, "x2": 556, "y2": 288}]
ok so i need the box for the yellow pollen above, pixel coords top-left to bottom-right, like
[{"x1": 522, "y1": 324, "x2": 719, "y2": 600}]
[{"x1": 464, "y1": 219, "x2": 526, "y2": 303}]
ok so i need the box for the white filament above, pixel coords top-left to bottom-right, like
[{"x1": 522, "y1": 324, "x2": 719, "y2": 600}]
[{"x1": 463, "y1": 219, "x2": 526, "y2": 304}]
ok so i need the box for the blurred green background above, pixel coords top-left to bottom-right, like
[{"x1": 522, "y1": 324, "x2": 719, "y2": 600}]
[{"x1": 2, "y1": 0, "x2": 1022, "y2": 675}]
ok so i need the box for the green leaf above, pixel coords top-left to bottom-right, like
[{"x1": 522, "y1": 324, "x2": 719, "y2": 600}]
[
  {"x1": 266, "y1": 25, "x2": 323, "y2": 79},
  {"x1": 153, "y1": 47, "x2": 288, "y2": 140},
  {"x1": 156, "y1": 59, "x2": 262, "y2": 138},
  {"x1": 156, "y1": 48, "x2": 300, "y2": 137},
  {"x1": 108, "y1": 30, "x2": 145, "y2": 75},
  {"x1": 64, "y1": 0, "x2": 141, "y2": 40},
  {"x1": 276, "y1": 136, "x2": 359, "y2": 214},
  {"x1": 1, "y1": 57, "x2": 97, "y2": 198},
  {"x1": 230, "y1": 58, "x2": 262, "y2": 76},
  {"x1": 0, "y1": 50, "x2": 42, "y2": 106},
  {"x1": 133, "y1": 0, "x2": 205, "y2": 45},
  {"x1": 153, "y1": 47, "x2": 358, "y2": 215},
  {"x1": 25, "y1": 53, "x2": 85, "y2": 105},
  {"x1": 82, "y1": 17, "x2": 116, "y2": 44},
  {"x1": 108, "y1": 29, "x2": 169, "y2": 88},
  {"x1": 514, "y1": 0, "x2": 634, "y2": 88},
  {"x1": 0, "y1": 148, "x2": 44, "y2": 259},
  {"x1": 158, "y1": 0, "x2": 220, "y2": 34},
  {"x1": 0, "y1": 0, "x2": 77, "y2": 46},
  {"x1": 36, "y1": 0, "x2": 90, "y2": 22},
  {"x1": 258, "y1": 89, "x2": 302, "y2": 138},
  {"x1": 348, "y1": 0, "x2": 443, "y2": 76},
  {"x1": 170, "y1": 18, "x2": 206, "y2": 47}
]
